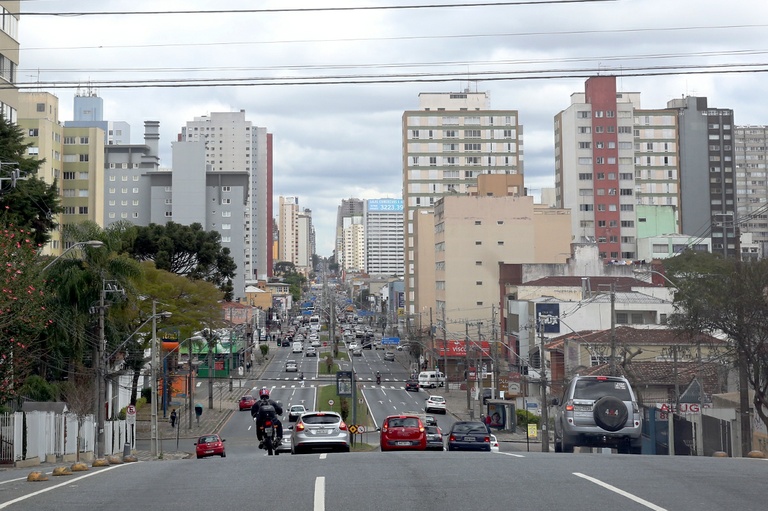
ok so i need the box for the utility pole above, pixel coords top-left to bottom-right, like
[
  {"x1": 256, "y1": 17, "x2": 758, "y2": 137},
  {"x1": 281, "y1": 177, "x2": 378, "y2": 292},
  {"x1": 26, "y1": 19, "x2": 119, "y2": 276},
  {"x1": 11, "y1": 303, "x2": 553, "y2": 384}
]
[
  {"x1": 465, "y1": 322, "x2": 471, "y2": 418},
  {"x1": 609, "y1": 282, "x2": 617, "y2": 376},
  {"x1": 96, "y1": 287, "x2": 106, "y2": 458},
  {"x1": 492, "y1": 305, "x2": 498, "y2": 400},
  {"x1": 207, "y1": 329, "x2": 214, "y2": 410},
  {"x1": 441, "y1": 307, "x2": 449, "y2": 393},
  {"x1": 187, "y1": 336, "x2": 194, "y2": 431},
  {"x1": 539, "y1": 321, "x2": 550, "y2": 452},
  {"x1": 150, "y1": 300, "x2": 159, "y2": 457}
]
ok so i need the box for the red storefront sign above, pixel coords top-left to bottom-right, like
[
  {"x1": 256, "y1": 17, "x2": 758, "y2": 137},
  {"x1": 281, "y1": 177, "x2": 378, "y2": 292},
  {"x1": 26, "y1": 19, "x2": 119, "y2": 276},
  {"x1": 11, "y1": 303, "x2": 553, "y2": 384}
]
[{"x1": 435, "y1": 340, "x2": 491, "y2": 357}]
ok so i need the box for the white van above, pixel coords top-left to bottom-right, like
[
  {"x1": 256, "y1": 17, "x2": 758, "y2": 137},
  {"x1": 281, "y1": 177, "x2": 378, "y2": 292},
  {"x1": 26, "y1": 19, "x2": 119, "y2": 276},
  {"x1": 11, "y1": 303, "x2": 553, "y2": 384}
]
[
  {"x1": 292, "y1": 341, "x2": 303, "y2": 353},
  {"x1": 418, "y1": 371, "x2": 445, "y2": 389}
]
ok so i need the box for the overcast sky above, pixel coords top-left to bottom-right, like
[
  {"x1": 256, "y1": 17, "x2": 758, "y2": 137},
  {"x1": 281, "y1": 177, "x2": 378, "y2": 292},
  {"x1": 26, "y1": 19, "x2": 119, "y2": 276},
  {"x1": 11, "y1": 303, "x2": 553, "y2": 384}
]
[{"x1": 18, "y1": 0, "x2": 768, "y2": 256}]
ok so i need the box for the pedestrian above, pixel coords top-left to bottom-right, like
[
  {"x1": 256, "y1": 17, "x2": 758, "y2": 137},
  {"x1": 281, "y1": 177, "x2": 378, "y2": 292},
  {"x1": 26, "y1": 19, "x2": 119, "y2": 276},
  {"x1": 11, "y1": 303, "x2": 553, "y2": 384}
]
[{"x1": 170, "y1": 409, "x2": 177, "y2": 428}]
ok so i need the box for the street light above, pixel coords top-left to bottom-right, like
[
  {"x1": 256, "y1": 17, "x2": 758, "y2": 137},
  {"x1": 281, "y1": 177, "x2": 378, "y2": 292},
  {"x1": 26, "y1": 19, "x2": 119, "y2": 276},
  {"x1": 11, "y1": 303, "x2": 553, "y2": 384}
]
[{"x1": 42, "y1": 240, "x2": 104, "y2": 271}]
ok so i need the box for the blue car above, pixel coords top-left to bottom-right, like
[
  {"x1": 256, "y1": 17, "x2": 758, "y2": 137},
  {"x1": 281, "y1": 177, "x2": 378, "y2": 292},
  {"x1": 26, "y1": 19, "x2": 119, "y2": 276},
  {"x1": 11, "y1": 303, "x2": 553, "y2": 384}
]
[{"x1": 447, "y1": 421, "x2": 491, "y2": 452}]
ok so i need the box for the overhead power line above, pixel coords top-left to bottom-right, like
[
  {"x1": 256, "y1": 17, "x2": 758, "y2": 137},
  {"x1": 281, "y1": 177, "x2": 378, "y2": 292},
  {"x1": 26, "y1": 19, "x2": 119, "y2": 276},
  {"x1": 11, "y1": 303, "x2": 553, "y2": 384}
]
[{"x1": 13, "y1": 0, "x2": 616, "y2": 17}]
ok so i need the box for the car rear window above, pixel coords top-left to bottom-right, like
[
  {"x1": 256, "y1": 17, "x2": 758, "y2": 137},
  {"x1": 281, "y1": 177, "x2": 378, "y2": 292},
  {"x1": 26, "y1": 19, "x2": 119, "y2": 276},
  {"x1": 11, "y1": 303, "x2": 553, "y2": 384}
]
[
  {"x1": 426, "y1": 426, "x2": 440, "y2": 434},
  {"x1": 573, "y1": 379, "x2": 632, "y2": 401},
  {"x1": 303, "y1": 415, "x2": 340, "y2": 425},
  {"x1": 388, "y1": 417, "x2": 420, "y2": 428},
  {"x1": 200, "y1": 436, "x2": 218, "y2": 443},
  {"x1": 452, "y1": 422, "x2": 486, "y2": 434}
]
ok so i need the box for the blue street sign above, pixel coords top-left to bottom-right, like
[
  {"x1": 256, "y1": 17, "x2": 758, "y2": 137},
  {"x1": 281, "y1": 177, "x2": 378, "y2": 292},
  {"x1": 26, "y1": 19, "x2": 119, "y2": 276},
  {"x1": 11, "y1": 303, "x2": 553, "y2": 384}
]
[{"x1": 381, "y1": 337, "x2": 400, "y2": 345}]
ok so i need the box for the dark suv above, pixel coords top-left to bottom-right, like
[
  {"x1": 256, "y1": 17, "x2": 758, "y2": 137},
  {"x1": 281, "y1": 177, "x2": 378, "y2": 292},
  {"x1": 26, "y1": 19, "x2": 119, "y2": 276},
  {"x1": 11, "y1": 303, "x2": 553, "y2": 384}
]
[{"x1": 552, "y1": 375, "x2": 642, "y2": 454}]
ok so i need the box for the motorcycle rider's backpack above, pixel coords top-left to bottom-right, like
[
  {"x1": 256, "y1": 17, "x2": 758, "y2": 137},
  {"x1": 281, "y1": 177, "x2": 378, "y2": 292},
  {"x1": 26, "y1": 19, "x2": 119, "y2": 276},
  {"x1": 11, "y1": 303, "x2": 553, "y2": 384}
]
[{"x1": 257, "y1": 403, "x2": 276, "y2": 421}]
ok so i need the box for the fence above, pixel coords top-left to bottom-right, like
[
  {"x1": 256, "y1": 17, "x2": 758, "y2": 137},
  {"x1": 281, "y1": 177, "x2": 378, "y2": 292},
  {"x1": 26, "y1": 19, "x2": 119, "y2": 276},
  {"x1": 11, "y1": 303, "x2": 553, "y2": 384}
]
[
  {"x1": 641, "y1": 405, "x2": 735, "y2": 456},
  {"x1": 0, "y1": 411, "x2": 124, "y2": 465}
]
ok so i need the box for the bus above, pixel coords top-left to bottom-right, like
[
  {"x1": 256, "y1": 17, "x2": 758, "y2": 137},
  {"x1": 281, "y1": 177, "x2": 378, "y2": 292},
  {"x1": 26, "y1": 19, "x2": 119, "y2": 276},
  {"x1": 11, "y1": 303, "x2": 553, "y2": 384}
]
[{"x1": 309, "y1": 315, "x2": 321, "y2": 331}]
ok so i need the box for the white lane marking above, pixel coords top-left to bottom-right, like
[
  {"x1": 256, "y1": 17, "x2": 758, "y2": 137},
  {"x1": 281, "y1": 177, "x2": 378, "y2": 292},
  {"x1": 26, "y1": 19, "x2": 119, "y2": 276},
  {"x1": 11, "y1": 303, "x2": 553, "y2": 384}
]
[
  {"x1": 0, "y1": 464, "x2": 129, "y2": 509},
  {"x1": 319, "y1": 453, "x2": 328, "y2": 460},
  {"x1": 0, "y1": 475, "x2": 39, "y2": 485},
  {"x1": 314, "y1": 476, "x2": 325, "y2": 511},
  {"x1": 573, "y1": 472, "x2": 667, "y2": 511},
  {"x1": 497, "y1": 452, "x2": 525, "y2": 458}
]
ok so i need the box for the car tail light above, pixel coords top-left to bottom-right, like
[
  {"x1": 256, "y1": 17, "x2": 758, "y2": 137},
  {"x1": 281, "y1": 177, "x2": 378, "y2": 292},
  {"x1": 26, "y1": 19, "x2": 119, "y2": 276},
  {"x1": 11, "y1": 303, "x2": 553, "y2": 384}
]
[
  {"x1": 596, "y1": 376, "x2": 607, "y2": 381},
  {"x1": 449, "y1": 434, "x2": 456, "y2": 441},
  {"x1": 483, "y1": 436, "x2": 490, "y2": 443},
  {"x1": 296, "y1": 422, "x2": 305, "y2": 431},
  {"x1": 338, "y1": 420, "x2": 348, "y2": 431},
  {"x1": 565, "y1": 400, "x2": 574, "y2": 412}
]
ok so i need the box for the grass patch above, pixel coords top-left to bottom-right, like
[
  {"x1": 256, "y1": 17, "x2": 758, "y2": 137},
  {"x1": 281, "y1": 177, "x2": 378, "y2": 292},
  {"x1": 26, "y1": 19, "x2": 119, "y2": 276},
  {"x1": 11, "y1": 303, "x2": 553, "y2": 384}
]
[
  {"x1": 318, "y1": 351, "x2": 349, "y2": 375},
  {"x1": 316, "y1": 384, "x2": 376, "y2": 447}
]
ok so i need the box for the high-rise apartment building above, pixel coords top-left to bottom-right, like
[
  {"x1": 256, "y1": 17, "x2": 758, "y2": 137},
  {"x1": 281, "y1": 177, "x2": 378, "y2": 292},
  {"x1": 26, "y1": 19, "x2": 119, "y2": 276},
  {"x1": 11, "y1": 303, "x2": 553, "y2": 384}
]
[
  {"x1": 279, "y1": 196, "x2": 299, "y2": 265},
  {"x1": 342, "y1": 223, "x2": 365, "y2": 272},
  {"x1": 65, "y1": 91, "x2": 131, "y2": 146},
  {"x1": 403, "y1": 91, "x2": 524, "y2": 314},
  {"x1": 555, "y1": 76, "x2": 682, "y2": 261},
  {"x1": 734, "y1": 125, "x2": 768, "y2": 258},
  {"x1": 180, "y1": 111, "x2": 273, "y2": 280},
  {"x1": 0, "y1": 2, "x2": 18, "y2": 122},
  {"x1": 296, "y1": 208, "x2": 314, "y2": 272},
  {"x1": 666, "y1": 96, "x2": 737, "y2": 258},
  {"x1": 365, "y1": 198, "x2": 404, "y2": 277},
  {"x1": 336, "y1": 198, "x2": 364, "y2": 270}
]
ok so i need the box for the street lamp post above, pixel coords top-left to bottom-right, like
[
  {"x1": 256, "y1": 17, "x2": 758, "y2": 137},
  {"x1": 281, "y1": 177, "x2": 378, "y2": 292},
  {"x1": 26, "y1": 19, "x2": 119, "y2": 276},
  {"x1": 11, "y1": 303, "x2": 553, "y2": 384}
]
[{"x1": 42, "y1": 240, "x2": 104, "y2": 271}]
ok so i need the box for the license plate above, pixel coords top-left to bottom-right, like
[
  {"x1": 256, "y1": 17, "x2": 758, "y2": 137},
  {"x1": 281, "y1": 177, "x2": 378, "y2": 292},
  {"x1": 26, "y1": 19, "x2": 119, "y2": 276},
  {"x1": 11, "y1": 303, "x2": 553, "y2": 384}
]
[
  {"x1": 205, "y1": 450, "x2": 214, "y2": 454},
  {"x1": 264, "y1": 427, "x2": 273, "y2": 435},
  {"x1": 463, "y1": 436, "x2": 476, "y2": 442},
  {"x1": 397, "y1": 441, "x2": 411, "y2": 446},
  {"x1": 315, "y1": 428, "x2": 328, "y2": 435}
]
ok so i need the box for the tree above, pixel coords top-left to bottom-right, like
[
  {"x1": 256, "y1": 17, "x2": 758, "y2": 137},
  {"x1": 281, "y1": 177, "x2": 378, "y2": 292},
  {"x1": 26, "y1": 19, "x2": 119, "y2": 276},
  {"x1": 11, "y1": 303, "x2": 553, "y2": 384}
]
[
  {"x1": 665, "y1": 251, "x2": 768, "y2": 452},
  {"x1": 0, "y1": 115, "x2": 62, "y2": 246},
  {"x1": 121, "y1": 222, "x2": 236, "y2": 300},
  {"x1": 0, "y1": 226, "x2": 49, "y2": 404}
]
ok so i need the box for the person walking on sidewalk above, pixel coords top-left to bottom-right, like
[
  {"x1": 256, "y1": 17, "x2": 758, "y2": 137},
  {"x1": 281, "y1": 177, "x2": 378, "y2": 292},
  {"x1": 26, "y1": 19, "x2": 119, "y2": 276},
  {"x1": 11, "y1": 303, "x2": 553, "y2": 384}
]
[{"x1": 170, "y1": 409, "x2": 177, "y2": 428}]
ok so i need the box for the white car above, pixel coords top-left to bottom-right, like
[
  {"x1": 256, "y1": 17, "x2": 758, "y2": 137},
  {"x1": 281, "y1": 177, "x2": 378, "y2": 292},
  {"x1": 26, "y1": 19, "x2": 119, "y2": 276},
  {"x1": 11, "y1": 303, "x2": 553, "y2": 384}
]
[
  {"x1": 490, "y1": 434, "x2": 500, "y2": 453},
  {"x1": 285, "y1": 360, "x2": 298, "y2": 372},
  {"x1": 424, "y1": 395, "x2": 447, "y2": 414},
  {"x1": 348, "y1": 342, "x2": 359, "y2": 351}
]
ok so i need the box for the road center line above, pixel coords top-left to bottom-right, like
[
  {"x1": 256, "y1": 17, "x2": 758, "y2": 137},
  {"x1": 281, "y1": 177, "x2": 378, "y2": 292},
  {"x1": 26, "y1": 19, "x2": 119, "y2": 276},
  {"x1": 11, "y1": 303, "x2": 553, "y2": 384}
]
[
  {"x1": 498, "y1": 452, "x2": 525, "y2": 458},
  {"x1": 314, "y1": 476, "x2": 325, "y2": 511},
  {"x1": 573, "y1": 472, "x2": 667, "y2": 511},
  {"x1": 0, "y1": 464, "x2": 129, "y2": 510},
  {"x1": 319, "y1": 453, "x2": 328, "y2": 460}
]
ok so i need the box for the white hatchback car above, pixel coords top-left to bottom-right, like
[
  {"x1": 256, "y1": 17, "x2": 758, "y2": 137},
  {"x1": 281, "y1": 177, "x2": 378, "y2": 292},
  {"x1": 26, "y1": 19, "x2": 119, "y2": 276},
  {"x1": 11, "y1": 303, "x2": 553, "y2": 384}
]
[
  {"x1": 490, "y1": 434, "x2": 500, "y2": 453},
  {"x1": 424, "y1": 395, "x2": 447, "y2": 414}
]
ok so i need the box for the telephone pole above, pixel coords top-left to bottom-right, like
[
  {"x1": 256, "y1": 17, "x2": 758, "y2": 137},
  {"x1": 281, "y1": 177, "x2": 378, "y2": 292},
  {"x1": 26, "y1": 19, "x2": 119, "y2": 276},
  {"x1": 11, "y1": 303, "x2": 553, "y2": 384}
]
[
  {"x1": 539, "y1": 320, "x2": 550, "y2": 452},
  {"x1": 465, "y1": 322, "x2": 471, "y2": 418},
  {"x1": 609, "y1": 282, "x2": 617, "y2": 376},
  {"x1": 442, "y1": 307, "x2": 449, "y2": 393}
]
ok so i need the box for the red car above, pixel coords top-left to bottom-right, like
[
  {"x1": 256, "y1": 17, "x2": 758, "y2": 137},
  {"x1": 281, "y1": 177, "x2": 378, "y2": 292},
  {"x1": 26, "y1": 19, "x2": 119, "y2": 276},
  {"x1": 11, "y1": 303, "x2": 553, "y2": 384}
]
[
  {"x1": 239, "y1": 395, "x2": 255, "y2": 411},
  {"x1": 380, "y1": 415, "x2": 426, "y2": 451},
  {"x1": 194, "y1": 434, "x2": 226, "y2": 459}
]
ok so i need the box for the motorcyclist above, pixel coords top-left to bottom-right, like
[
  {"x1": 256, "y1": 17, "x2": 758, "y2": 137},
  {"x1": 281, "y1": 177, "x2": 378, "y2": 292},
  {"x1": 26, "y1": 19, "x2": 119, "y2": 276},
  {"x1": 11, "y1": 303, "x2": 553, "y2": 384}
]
[
  {"x1": 250, "y1": 387, "x2": 284, "y2": 448},
  {"x1": 376, "y1": 371, "x2": 381, "y2": 384}
]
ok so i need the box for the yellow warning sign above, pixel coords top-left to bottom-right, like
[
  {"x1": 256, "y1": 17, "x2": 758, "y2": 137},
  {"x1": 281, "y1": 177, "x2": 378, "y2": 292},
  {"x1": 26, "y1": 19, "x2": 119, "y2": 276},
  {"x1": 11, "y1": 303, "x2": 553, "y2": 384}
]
[{"x1": 527, "y1": 424, "x2": 538, "y2": 439}]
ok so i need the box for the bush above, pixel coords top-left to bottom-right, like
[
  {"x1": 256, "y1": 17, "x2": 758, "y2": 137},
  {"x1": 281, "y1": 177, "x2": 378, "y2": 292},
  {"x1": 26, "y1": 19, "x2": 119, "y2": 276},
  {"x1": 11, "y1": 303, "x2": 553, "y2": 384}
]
[{"x1": 516, "y1": 409, "x2": 540, "y2": 426}]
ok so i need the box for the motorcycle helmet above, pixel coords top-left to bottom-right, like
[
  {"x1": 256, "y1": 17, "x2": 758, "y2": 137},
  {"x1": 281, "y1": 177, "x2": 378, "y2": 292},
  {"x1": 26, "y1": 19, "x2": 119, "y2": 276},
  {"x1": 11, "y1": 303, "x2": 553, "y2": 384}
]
[{"x1": 258, "y1": 387, "x2": 270, "y2": 399}]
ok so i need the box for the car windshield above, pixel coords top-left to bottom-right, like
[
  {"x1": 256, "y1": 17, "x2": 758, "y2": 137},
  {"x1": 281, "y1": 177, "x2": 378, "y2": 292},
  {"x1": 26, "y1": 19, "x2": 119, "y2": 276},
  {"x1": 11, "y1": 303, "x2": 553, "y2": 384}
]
[
  {"x1": 199, "y1": 436, "x2": 218, "y2": 443},
  {"x1": 452, "y1": 422, "x2": 486, "y2": 434},
  {"x1": 303, "y1": 414, "x2": 340, "y2": 425},
  {"x1": 291, "y1": 406, "x2": 304, "y2": 411},
  {"x1": 426, "y1": 426, "x2": 440, "y2": 434},
  {"x1": 573, "y1": 379, "x2": 632, "y2": 401},
  {"x1": 388, "y1": 417, "x2": 420, "y2": 428}
]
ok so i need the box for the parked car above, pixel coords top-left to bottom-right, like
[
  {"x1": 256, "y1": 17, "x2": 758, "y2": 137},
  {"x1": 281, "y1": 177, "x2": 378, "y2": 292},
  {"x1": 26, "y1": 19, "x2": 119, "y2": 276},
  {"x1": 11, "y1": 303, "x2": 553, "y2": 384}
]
[
  {"x1": 285, "y1": 360, "x2": 298, "y2": 372},
  {"x1": 238, "y1": 395, "x2": 255, "y2": 411},
  {"x1": 291, "y1": 411, "x2": 350, "y2": 454},
  {"x1": 383, "y1": 351, "x2": 395, "y2": 361},
  {"x1": 552, "y1": 374, "x2": 642, "y2": 454},
  {"x1": 288, "y1": 404, "x2": 306, "y2": 422},
  {"x1": 194, "y1": 434, "x2": 226, "y2": 459},
  {"x1": 380, "y1": 415, "x2": 426, "y2": 451},
  {"x1": 447, "y1": 421, "x2": 491, "y2": 452},
  {"x1": 425, "y1": 395, "x2": 447, "y2": 414},
  {"x1": 405, "y1": 379, "x2": 420, "y2": 392},
  {"x1": 490, "y1": 434, "x2": 500, "y2": 453},
  {"x1": 425, "y1": 425, "x2": 444, "y2": 451}
]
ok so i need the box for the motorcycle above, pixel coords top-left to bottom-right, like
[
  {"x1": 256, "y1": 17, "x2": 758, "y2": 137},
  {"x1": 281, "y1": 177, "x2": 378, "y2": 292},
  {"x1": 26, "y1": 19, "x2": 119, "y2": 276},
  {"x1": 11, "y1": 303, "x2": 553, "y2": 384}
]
[
  {"x1": 376, "y1": 374, "x2": 381, "y2": 385},
  {"x1": 255, "y1": 417, "x2": 280, "y2": 456}
]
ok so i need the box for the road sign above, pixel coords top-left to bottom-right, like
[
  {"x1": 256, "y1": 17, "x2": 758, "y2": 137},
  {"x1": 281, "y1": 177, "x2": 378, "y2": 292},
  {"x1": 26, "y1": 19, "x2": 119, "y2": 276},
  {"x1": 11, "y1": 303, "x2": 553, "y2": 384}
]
[
  {"x1": 328, "y1": 399, "x2": 334, "y2": 407},
  {"x1": 381, "y1": 337, "x2": 400, "y2": 345},
  {"x1": 126, "y1": 405, "x2": 136, "y2": 425},
  {"x1": 348, "y1": 425, "x2": 358, "y2": 434}
]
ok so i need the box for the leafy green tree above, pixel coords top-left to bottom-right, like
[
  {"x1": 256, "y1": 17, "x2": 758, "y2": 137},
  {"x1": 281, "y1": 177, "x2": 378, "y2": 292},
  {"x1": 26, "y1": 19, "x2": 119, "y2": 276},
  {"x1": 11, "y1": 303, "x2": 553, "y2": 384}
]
[
  {"x1": 0, "y1": 226, "x2": 49, "y2": 403},
  {"x1": 121, "y1": 222, "x2": 236, "y2": 300},
  {"x1": 0, "y1": 115, "x2": 62, "y2": 246},
  {"x1": 664, "y1": 251, "x2": 768, "y2": 450}
]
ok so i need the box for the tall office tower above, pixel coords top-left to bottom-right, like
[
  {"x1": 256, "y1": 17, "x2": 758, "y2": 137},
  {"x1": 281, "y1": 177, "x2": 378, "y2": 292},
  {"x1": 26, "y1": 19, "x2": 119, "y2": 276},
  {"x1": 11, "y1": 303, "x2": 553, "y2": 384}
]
[
  {"x1": 278, "y1": 196, "x2": 300, "y2": 265},
  {"x1": 402, "y1": 91, "x2": 523, "y2": 314},
  {"x1": 734, "y1": 125, "x2": 768, "y2": 258},
  {"x1": 296, "y1": 208, "x2": 314, "y2": 273},
  {"x1": 336, "y1": 198, "x2": 364, "y2": 270},
  {"x1": 180, "y1": 111, "x2": 273, "y2": 280},
  {"x1": 65, "y1": 90, "x2": 131, "y2": 146},
  {"x1": 365, "y1": 198, "x2": 404, "y2": 277},
  {"x1": 666, "y1": 96, "x2": 737, "y2": 258},
  {"x1": 0, "y1": 2, "x2": 18, "y2": 122}
]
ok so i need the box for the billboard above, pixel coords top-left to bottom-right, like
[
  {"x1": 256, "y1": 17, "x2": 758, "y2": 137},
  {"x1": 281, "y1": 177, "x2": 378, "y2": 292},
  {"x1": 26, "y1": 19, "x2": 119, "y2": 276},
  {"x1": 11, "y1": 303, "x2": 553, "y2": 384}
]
[
  {"x1": 368, "y1": 198, "x2": 404, "y2": 212},
  {"x1": 535, "y1": 303, "x2": 560, "y2": 333}
]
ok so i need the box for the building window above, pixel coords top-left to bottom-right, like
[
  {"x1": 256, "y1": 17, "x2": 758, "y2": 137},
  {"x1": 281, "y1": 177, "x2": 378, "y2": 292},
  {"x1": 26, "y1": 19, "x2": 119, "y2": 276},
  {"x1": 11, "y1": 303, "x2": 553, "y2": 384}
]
[{"x1": 79, "y1": 154, "x2": 89, "y2": 162}]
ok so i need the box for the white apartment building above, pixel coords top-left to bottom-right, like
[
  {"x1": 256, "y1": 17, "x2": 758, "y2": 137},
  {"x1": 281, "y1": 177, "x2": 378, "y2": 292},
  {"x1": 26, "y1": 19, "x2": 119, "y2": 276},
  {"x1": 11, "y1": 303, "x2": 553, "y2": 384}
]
[
  {"x1": 279, "y1": 196, "x2": 300, "y2": 265},
  {"x1": 735, "y1": 125, "x2": 768, "y2": 259},
  {"x1": 365, "y1": 198, "x2": 404, "y2": 277},
  {"x1": 342, "y1": 223, "x2": 365, "y2": 272},
  {"x1": 180, "y1": 111, "x2": 273, "y2": 281},
  {"x1": 403, "y1": 91, "x2": 524, "y2": 314},
  {"x1": 296, "y1": 208, "x2": 314, "y2": 272}
]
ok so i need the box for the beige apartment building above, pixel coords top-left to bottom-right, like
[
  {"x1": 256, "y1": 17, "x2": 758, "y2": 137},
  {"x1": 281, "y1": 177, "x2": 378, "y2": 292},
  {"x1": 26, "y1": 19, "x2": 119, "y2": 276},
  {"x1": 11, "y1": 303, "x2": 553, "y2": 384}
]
[
  {"x1": 0, "y1": 2, "x2": 18, "y2": 122},
  {"x1": 433, "y1": 177, "x2": 571, "y2": 330}
]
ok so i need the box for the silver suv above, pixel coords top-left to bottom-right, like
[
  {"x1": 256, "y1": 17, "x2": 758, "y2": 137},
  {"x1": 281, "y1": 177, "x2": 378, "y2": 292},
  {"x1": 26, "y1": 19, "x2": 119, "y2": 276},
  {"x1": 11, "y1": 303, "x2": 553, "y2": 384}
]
[{"x1": 552, "y1": 375, "x2": 642, "y2": 454}]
